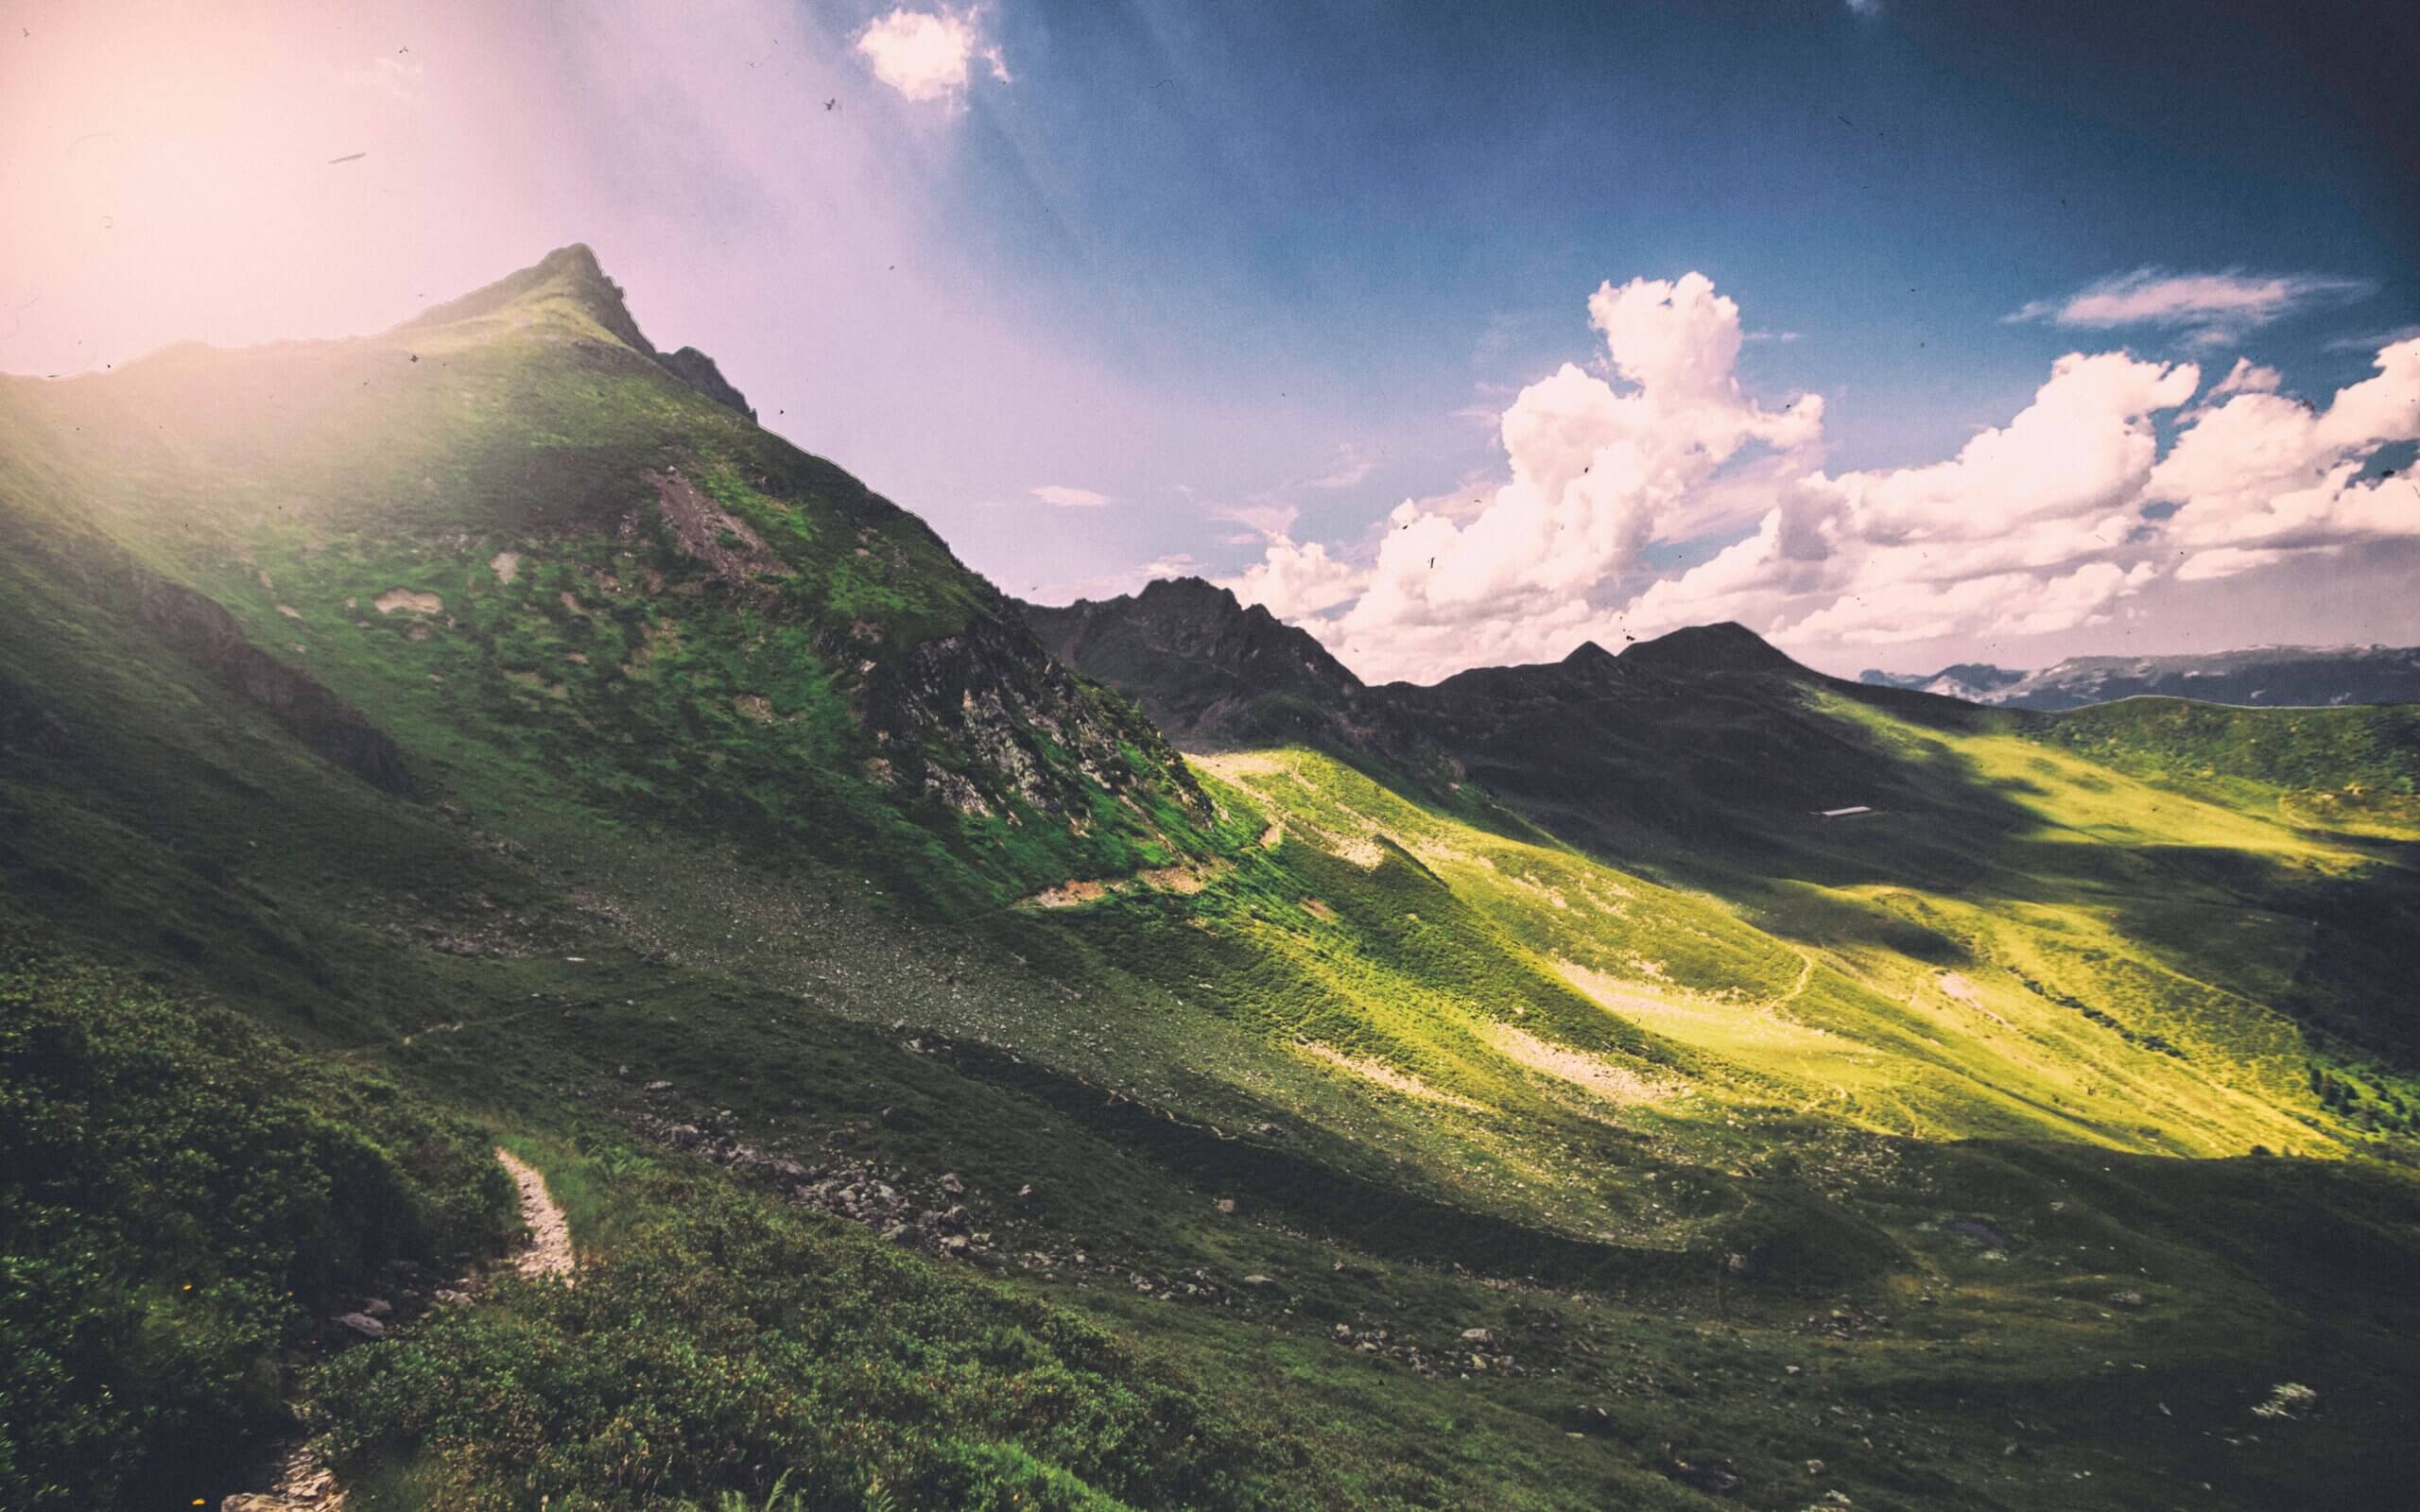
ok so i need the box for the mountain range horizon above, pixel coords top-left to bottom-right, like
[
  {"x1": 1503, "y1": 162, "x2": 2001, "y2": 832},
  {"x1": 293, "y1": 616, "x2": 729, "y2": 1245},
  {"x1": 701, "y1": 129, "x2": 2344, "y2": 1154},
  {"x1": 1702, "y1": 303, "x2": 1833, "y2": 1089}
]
[{"x1": 26, "y1": 242, "x2": 2413, "y2": 714}]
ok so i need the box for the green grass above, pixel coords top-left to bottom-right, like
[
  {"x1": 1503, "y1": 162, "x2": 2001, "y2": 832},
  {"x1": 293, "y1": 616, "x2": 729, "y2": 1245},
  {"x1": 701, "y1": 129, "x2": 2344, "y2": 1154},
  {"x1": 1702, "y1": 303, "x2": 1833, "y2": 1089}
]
[
  {"x1": 0, "y1": 948, "x2": 513, "y2": 1510},
  {"x1": 310, "y1": 1168, "x2": 1273, "y2": 1512},
  {"x1": 5, "y1": 248, "x2": 2420, "y2": 1509}
]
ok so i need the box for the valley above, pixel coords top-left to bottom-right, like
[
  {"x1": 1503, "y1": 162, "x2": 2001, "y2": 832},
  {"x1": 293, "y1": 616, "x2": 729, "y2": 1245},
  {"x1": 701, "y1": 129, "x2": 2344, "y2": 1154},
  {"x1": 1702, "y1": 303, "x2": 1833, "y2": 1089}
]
[{"x1": 4, "y1": 249, "x2": 2417, "y2": 1512}]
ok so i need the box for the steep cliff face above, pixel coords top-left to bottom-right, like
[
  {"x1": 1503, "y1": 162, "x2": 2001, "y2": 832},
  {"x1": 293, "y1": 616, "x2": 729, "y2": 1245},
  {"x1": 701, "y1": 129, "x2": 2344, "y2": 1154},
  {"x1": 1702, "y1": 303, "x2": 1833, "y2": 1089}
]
[{"x1": 854, "y1": 602, "x2": 1206, "y2": 827}]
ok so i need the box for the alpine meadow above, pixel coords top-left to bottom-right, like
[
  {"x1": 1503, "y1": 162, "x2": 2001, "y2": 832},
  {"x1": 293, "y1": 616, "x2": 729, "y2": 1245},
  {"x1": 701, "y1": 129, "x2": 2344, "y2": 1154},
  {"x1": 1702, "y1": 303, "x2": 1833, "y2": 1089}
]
[{"x1": 5, "y1": 4, "x2": 2419, "y2": 1511}]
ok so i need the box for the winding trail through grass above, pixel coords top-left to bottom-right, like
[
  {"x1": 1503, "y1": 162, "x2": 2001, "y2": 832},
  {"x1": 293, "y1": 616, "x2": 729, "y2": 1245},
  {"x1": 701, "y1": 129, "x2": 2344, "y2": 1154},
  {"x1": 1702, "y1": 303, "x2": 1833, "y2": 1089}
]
[
  {"x1": 1765, "y1": 946, "x2": 1817, "y2": 1009},
  {"x1": 496, "y1": 1148, "x2": 576, "y2": 1280},
  {"x1": 225, "y1": 1150, "x2": 574, "y2": 1509}
]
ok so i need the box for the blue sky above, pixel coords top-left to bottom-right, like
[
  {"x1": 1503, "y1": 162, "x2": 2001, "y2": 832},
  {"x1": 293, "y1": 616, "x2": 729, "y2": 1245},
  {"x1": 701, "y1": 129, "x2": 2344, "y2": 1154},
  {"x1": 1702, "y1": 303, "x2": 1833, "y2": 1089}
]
[{"x1": 5, "y1": 0, "x2": 2415, "y2": 678}]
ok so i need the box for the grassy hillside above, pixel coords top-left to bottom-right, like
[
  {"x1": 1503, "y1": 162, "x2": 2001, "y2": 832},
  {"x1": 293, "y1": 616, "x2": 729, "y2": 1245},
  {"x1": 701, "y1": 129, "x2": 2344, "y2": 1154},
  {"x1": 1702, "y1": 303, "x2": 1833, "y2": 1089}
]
[
  {"x1": 0, "y1": 949, "x2": 513, "y2": 1507},
  {"x1": 0, "y1": 246, "x2": 1211, "y2": 916},
  {"x1": 5, "y1": 250, "x2": 2419, "y2": 1510},
  {"x1": 2025, "y1": 696, "x2": 2420, "y2": 823}
]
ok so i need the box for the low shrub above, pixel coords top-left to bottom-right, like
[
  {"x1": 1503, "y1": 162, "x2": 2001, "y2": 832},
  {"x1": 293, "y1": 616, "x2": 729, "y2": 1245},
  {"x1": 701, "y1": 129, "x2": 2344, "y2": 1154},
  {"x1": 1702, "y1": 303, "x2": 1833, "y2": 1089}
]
[{"x1": 0, "y1": 954, "x2": 513, "y2": 1508}]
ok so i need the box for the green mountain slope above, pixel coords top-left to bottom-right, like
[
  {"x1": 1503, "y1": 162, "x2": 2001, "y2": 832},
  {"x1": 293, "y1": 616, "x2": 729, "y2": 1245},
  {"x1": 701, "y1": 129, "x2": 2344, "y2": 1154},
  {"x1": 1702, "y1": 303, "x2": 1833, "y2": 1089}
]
[
  {"x1": 5, "y1": 250, "x2": 2419, "y2": 1511},
  {"x1": 0, "y1": 245, "x2": 1212, "y2": 914}
]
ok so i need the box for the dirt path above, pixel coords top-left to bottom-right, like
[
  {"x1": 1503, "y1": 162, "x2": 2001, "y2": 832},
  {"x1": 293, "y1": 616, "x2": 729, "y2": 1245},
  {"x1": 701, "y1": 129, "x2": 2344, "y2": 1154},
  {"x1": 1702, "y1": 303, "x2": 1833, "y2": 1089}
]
[
  {"x1": 225, "y1": 1151, "x2": 573, "y2": 1509},
  {"x1": 496, "y1": 1148, "x2": 576, "y2": 1280}
]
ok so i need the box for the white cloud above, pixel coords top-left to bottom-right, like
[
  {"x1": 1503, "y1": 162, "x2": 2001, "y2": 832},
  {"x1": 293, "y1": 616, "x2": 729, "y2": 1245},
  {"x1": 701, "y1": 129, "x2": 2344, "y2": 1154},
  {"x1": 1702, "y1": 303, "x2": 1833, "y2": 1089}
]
[
  {"x1": 1843, "y1": 352, "x2": 2199, "y2": 542},
  {"x1": 1780, "y1": 561, "x2": 2158, "y2": 646},
  {"x1": 2008, "y1": 267, "x2": 2373, "y2": 338},
  {"x1": 1219, "y1": 274, "x2": 2420, "y2": 681},
  {"x1": 2174, "y1": 546, "x2": 2294, "y2": 582},
  {"x1": 1226, "y1": 272, "x2": 1823, "y2": 682},
  {"x1": 1030, "y1": 484, "x2": 1110, "y2": 508},
  {"x1": 2147, "y1": 336, "x2": 2420, "y2": 556},
  {"x1": 2208, "y1": 355, "x2": 2281, "y2": 398},
  {"x1": 1227, "y1": 272, "x2": 1819, "y2": 679},
  {"x1": 1219, "y1": 533, "x2": 1367, "y2": 624},
  {"x1": 855, "y1": 8, "x2": 1003, "y2": 104},
  {"x1": 1845, "y1": 0, "x2": 1883, "y2": 16}
]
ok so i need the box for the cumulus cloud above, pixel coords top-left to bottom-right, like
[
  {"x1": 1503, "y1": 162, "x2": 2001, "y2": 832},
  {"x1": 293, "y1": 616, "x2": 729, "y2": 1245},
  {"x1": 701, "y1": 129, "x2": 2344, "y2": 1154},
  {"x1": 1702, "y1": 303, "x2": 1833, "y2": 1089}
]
[
  {"x1": 1218, "y1": 274, "x2": 2420, "y2": 683},
  {"x1": 1030, "y1": 484, "x2": 1109, "y2": 508},
  {"x1": 1223, "y1": 533, "x2": 1368, "y2": 624},
  {"x1": 2008, "y1": 267, "x2": 2373, "y2": 345},
  {"x1": 2146, "y1": 336, "x2": 2420, "y2": 556},
  {"x1": 1781, "y1": 561, "x2": 2159, "y2": 646},
  {"x1": 855, "y1": 8, "x2": 1006, "y2": 104},
  {"x1": 1221, "y1": 272, "x2": 1821, "y2": 682}
]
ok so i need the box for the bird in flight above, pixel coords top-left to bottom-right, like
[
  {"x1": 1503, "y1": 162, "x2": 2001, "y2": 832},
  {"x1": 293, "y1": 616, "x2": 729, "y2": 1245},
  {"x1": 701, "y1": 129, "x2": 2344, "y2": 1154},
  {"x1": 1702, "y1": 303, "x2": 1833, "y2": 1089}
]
[{"x1": 327, "y1": 151, "x2": 366, "y2": 164}]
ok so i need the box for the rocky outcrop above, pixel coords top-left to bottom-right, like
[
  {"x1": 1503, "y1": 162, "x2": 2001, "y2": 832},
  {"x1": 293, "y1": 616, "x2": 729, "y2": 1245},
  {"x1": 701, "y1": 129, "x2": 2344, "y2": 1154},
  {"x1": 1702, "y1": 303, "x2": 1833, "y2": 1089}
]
[
  {"x1": 1018, "y1": 577, "x2": 1374, "y2": 751},
  {"x1": 851, "y1": 605, "x2": 1207, "y2": 828},
  {"x1": 655, "y1": 346, "x2": 755, "y2": 421},
  {"x1": 410, "y1": 244, "x2": 756, "y2": 421}
]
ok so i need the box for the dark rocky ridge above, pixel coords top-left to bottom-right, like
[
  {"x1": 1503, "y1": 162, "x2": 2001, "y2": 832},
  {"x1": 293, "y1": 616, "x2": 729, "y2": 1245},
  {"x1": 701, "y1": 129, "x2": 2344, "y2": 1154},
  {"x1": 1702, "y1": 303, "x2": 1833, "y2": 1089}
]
[
  {"x1": 1021, "y1": 577, "x2": 1373, "y2": 751},
  {"x1": 653, "y1": 346, "x2": 755, "y2": 421},
  {"x1": 1012, "y1": 578, "x2": 1973, "y2": 855}
]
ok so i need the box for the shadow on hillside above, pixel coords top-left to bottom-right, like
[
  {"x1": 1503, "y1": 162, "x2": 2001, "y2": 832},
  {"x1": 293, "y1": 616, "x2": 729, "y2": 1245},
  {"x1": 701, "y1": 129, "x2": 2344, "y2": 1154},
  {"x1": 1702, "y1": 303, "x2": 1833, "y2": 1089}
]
[{"x1": 1475, "y1": 689, "x2": 2420, "y2": 1068}]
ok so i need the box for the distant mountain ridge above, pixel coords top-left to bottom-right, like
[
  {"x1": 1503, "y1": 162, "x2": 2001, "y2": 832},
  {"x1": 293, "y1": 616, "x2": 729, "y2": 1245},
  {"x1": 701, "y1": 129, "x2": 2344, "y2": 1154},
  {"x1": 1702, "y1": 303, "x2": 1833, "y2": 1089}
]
[
  {"x1": 1012, "y1": 577, "x2": 1979, "y2": 855},
  {"x1": 1862, "y1": 644, "x2": 2420, "y2": 710},
  {"x1": 1020, "y1": 576, "x2": 1372, "y2": 749}
]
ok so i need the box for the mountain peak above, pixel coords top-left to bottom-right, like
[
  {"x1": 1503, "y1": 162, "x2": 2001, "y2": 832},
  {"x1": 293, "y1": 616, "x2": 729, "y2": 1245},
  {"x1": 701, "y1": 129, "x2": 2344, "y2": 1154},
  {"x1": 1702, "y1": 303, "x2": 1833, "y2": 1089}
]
[
  {"x1": 1132, "y1": 575, "x2": 1245, "y2": 615},
  {"x1": 1014, "y1": 576, "x2": 1368, "y2": 748},
  {"x1": 405, "y1": 246, "x2": 755, "y2": 420},
  {"x1": 1619, "y1": 621, "x2": 1807, "y2": 677},
  {"x1": 406, "y1": 243, "x2": 654, "y2": 354}
]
